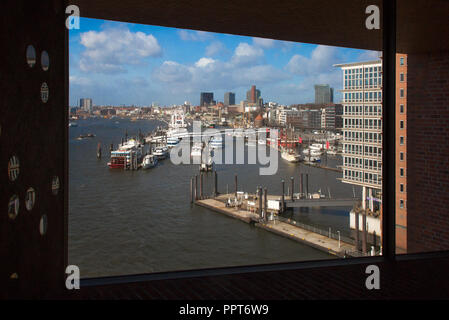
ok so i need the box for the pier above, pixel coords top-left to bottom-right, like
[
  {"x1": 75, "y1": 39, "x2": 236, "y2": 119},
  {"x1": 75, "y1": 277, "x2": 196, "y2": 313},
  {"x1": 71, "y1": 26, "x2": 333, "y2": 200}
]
[{"x1": 191, "y1": 172, "x2": 364, "y2": 258}]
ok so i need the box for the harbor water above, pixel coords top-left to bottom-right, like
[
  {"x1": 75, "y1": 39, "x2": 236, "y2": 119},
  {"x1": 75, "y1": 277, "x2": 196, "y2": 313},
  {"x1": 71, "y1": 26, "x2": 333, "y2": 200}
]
[{"x1": 69, "y1": 118, "x2": 361, "y2": 278}]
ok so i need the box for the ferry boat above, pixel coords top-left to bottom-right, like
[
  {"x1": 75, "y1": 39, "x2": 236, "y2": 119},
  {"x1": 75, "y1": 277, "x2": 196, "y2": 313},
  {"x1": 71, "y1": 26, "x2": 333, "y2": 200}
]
[
  {"x1": 141, "y1": 154, "x2": 158, "y2": 169},
  {"x1": 209, "y1": 135, "x2": 223, "y2": 149},
  {"x1": 153, "y1": 146, "x2": 169, "y2": 159}
]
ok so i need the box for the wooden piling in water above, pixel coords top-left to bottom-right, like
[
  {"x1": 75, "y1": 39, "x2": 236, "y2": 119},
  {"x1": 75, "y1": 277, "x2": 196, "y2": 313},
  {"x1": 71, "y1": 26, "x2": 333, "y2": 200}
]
[
  {"x1": 194, "y1": 175, "x2": 198, "y2": 200},
  {"x1": 190, "y1": 177, "x2": 194, "y2": 204},
  {"x1": 234, "y1": 174, "x2": 238, "y2": 197},
  {"x1": 299, "y1": 174, "x2": 303, "y2": 197},
  {"x1": 281, "y1": 180, "x2": 285, "y2": 213},
  {"x1": 290, "y1": 177, "x2": 294, "y2": 202},
  {"x1": 263, "y1": 188, "x2": 268, "y2": 221},
  {"x1": 200, "y1": 173, "x2": 203, "y2": 199},
  {"x1": 213, "y1": 170, "x2": 218, "y2": 197},
  {"x1": 258, "y1": 187, "x2": 263, "y2": 217},
  {"x1": 305, "y1": 174, "x2": 309, "y2": 199}
]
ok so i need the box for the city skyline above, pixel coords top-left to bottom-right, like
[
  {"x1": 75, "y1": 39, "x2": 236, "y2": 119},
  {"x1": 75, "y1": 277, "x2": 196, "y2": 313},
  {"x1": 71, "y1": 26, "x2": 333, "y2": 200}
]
[{"x1": 69, "y1": 18, "x2": 380, "y2": 107}]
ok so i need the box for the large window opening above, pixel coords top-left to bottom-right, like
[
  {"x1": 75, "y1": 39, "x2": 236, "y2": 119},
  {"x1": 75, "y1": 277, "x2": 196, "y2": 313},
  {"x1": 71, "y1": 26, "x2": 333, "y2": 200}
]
[{"x1": 68, "y1": 18, "x2": 384, "y2": 278}]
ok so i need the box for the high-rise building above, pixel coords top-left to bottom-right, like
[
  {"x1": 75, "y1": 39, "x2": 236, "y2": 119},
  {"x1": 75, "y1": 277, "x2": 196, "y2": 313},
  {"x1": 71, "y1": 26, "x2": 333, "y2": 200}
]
[
  {"x1": 80, "y1": 98, "x2": 92, "y2": 113},
  {"x1": 396, "y1": 53, "x2": 407, "y2": 254},
  {"x1": 335, "y1": 60, "x2": 382, "y2": 216},
  {"x1": 224, "y1": 92, "x2": 235, "y2": 106},
  {"x1": 200, "y1": 92, "x2": 214, "y2": 106},
  {"x1": 314, "y1": 84, "x2": 334, "y2": 104},
  {"x1": 246, "y1": 85, "x2": 261, "y2": 105}
]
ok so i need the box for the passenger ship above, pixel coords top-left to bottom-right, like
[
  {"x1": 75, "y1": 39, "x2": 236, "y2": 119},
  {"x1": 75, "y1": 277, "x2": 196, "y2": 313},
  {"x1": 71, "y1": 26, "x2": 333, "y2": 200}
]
[{"x1": 108, "y1": 139, "x2": 143, "y2": 169}]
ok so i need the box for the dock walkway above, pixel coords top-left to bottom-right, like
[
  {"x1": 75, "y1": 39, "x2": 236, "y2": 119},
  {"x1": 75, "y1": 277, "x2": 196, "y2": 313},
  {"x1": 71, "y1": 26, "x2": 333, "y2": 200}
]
[{"x1": 195, "y1": 197, "x2": 356, "y2": 257}]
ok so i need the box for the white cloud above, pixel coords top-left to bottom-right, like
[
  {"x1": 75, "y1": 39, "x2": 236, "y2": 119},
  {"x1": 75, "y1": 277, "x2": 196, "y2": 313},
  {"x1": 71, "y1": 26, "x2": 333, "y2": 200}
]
[
  {"x1": 231, "y1": 42, "x2": 264, "y2": 66},
  {"x1": 252, "y1": 37, "x2": 295, "y2": 51},
  {"x1": 178, "y1": 30, "x2": 213, "y2": 41},
  {"x1": 253, "y1": 37, "x2": 276, "y2": 49},
  {"x1": 357, "y1": 50, "x2": 381, "y2": 61},
  {"x1": 152, "y1": 61, "x2": 192, "y2": 83},
  {"x1": 69, "y1": 75, "x2": 92, "y2": 86},
  {"x1": 286, "y1": 45, "x2": 340, "y2": 76},
  {"x1": 205, "y1": 41, "x2": 227, "y2": 57},
  {"x1": 78, "y1": 27, "x2": 162, "y2": 74},
  {"x1": 195, "y1": 57, "x2": 216, "y2": 68}
]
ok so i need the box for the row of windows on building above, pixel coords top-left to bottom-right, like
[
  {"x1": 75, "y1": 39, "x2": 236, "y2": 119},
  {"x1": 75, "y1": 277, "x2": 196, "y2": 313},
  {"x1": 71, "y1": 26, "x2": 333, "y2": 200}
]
[
  {"x1": 344, "y1": 66, "x2": 382, "y2": 75},
  {"x1": 343, "y1": 156, "x2": 382, "y2": 171},
  {"x1": 343, "y1": 131, "x2": 382, "y2": 143},
  {"x1": 343, "y1": 144, "x2": 382, "y2": 157},
  {"x1": 343, "y1": 91, "x2": 382, "y2": 102},
  {"x1": 344, "y1": 105, "x2": 382, "y2": 116},
  {"x1": 343, "y1": 169, "x2": 382, "y2": 186},
  {"x1": 344, "y1": 118, "x2": 382, "y2": 130}
]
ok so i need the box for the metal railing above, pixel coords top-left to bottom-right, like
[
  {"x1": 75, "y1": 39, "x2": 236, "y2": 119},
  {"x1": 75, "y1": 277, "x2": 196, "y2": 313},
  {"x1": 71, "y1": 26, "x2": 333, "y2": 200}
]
[{"x1": 276, "y1": 216, "x2": 355, "y2": 245}]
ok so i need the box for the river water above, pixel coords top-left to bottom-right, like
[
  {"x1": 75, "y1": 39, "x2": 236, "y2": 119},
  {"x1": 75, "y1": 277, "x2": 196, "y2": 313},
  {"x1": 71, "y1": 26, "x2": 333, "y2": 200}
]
[{"x1": 69, "y1": 118, "x2": 360, "y2": 278}]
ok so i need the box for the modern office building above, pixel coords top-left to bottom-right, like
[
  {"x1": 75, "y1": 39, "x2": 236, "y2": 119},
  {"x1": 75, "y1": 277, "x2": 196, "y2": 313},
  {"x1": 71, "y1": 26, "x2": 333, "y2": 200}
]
[
  {"x1": 200, "y1": 92, "x2": 214, "y2": 106},
  {"x1": 335, "y1": 60, "x2": 383, "y2": 213},
  {"x1": 396, "y1": 54, "x2": 408, "y2": 253},
  {"x1": 314, "y1": 84, "x2": 334, "y2": 104},
  {"x1": 224, "y1": 92, "x2": 235, "y2": 106},
  {"x1": 324, "y1": 104, "x2": 343, "y2": 130},
  {"x1": 246, "y1": 85, "x2": 261, "y2": 106},
  {"x1": 80, "y1": 98, "x2": 93, "y2": 113}
]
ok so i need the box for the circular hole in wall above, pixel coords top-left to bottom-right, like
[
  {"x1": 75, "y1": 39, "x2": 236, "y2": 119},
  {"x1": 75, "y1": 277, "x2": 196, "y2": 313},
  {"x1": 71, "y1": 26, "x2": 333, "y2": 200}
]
[
  {"x1": 41, "y1": 82, "x2": 49, "y2": 103},
  {"x1": 39, "y1": 214, "x2": 48, "y2": 235},
  {"x1": 26, "y1": 45, "x2": 36, "y2": 67},
  {"x1": 41, "y1": 51, "x2": 49, "y2": 71},
  {"x1": 8, "y1": 194, "x2": 19, "y2": 220},
  {"x1": 8, "y1": 155, "x2": 20, "y2": 181},
  {"x1": 51, "y1": 176, "x2": 60, "y2": 195},
  {"x1": 25, "y1": 187, "x2": 36, "y2": 211}
]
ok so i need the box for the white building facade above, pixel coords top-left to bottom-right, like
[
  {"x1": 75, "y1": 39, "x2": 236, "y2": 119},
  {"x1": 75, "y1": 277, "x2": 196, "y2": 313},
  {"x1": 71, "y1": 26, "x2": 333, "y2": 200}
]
[{"x1": 335, "y1": 60, "x2": 382, "y2": 211}]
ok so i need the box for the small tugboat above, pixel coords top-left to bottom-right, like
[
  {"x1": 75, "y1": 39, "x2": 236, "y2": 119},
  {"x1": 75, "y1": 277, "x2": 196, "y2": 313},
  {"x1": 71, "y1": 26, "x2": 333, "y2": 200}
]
[{"x1": 141, "y1": 154, "x2": 158, "y2": 169}]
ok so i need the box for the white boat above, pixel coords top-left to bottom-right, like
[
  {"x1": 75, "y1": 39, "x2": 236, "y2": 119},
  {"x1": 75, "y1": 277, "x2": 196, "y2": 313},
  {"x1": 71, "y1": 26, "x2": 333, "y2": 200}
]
[
  {"x1": 68, "y1": 122, "x2": 78, "y2": 127},
  {"x1": 302, "y1": 148, "x2": 322, "y2": 156},
  {"x1": 209, "y1": 135, "x2": 223, "y2": 149},
  {"x1": 303, "y1": 155, "x2": 321, "y2": 163},
  {"x1": 281, "y1": 150, "x2": 301, "y2": 163},
  {"x1": 167, "y1": 137, "x2": 180, "y2": 148},
  {"x1": 153, "y1": 146, "x2": 169, "y2": 159},
  {"x1": 191, "y1": 142, "x2": 203, "y2": 157},
  {"x1": 142, "y1": 154, "x2": 158, "y2": 169},
  {"x1": 310, "y1": 143, "x2": 323, "y2": 150}
]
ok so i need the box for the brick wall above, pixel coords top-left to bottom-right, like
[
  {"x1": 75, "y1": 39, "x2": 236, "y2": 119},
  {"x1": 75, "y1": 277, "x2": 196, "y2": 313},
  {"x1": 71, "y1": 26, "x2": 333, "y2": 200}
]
[{"x1": 407, "y1": 51, "x2": 449, "y2": 252}]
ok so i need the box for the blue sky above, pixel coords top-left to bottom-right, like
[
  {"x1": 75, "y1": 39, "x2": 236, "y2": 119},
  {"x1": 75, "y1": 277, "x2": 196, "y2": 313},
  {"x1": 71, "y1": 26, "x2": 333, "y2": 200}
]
[{"x1": 69, "y1": 18, "x2": 380, "y2": 107}]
